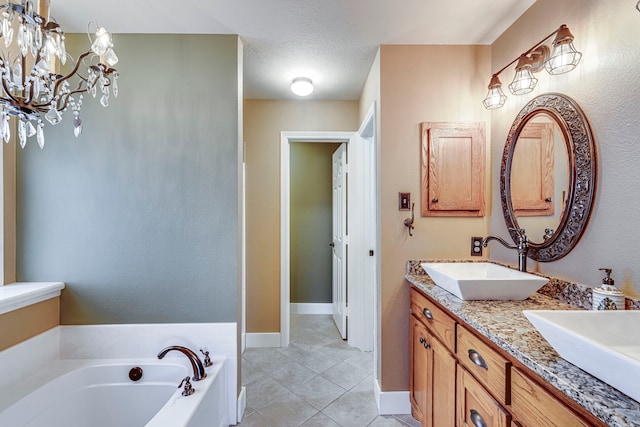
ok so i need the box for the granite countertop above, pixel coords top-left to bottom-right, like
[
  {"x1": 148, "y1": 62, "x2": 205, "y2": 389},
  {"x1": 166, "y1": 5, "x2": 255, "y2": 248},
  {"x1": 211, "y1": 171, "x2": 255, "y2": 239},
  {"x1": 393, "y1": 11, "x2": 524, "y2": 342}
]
[{"x1": 405, "y1": 261, "x2": 640, "y2": 427}]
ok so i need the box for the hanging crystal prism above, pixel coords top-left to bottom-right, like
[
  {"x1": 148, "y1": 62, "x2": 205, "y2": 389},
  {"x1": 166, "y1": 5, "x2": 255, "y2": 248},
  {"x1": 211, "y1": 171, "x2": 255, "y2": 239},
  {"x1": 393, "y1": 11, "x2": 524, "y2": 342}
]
[
  {"x1": 1, "y1": 114, "x2": 10, "y2": 143},
  {"x1": 26, "y1": 121, "x2": 36, "y2": 137},
  {"x1": 57, "y1": 34, "x2": 67, "y2": 65},
  {"x1": 100, "y1": 92, "x2": 109, "y2": 107},
  {"x1": 36, "y1": 121, "x2": 45, "y2": 149},
  {"x1": 73, "y1": 117, "x2": 82, "y2": 137},
  {"x1": 45, "y1": 107, "x2": 62, "y2": 125},
  {"x1": 18, "y1": 23, "x2": 28, "y2": 56},
  {"x1": 18, "y1": 120, "x2": 27, "y2": 148},
  {"x1": 2, "y1": 12, "x2": 13, "y2": 47},
  {"x1": 112, "y1": 74, "x2": 119, "y2": 98}
]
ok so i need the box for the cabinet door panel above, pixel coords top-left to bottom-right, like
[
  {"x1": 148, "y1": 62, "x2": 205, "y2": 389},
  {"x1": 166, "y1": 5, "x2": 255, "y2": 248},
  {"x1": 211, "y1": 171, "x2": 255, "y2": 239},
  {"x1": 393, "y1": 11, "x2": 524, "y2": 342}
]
[
  {"x1": 457, "y1": 367, "x2": 510, "y2": 427},
  {"x1": 421, "y1": 122, "x2": 485, "y2": 217},
  {"x1": 432, "y1": 336, "x2": 456, "y2": 427},
  {"x1": 410, "y1": 315, "x2": 431, "y2": 425}
]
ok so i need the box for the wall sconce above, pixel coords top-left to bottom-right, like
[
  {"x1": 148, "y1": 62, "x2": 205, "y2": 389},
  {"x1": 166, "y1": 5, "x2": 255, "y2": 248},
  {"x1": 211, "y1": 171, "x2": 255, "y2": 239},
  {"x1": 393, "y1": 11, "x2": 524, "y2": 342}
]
[{"x1": 483, "y1": 24, "x2": 582, "y2": 110}]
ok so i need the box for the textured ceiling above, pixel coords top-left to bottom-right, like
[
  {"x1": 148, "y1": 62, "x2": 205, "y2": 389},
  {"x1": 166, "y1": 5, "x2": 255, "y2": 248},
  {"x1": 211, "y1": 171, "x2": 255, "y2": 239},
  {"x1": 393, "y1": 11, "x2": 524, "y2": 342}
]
[{"x1": 51, "y1": 0, "x2": 536, "y2": 100}]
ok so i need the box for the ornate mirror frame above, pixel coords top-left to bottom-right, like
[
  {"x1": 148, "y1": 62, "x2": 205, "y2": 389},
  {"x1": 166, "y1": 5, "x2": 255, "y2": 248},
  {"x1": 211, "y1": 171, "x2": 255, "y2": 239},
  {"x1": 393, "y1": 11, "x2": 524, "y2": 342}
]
[{"x1": 500, "y1": 93, "x2": 597, "y2": 261}]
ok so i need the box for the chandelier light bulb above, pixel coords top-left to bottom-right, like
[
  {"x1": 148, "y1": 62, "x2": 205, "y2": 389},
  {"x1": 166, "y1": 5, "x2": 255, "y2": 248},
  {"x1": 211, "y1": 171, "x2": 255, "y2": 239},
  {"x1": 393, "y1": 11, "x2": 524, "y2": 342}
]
[{"x1": 291, "y1": 77, "x2": 314, "y2": 96}]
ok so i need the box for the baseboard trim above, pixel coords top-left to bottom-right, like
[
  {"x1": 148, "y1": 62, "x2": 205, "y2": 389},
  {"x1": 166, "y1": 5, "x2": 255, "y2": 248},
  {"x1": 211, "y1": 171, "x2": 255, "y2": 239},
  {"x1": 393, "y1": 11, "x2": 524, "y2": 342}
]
[
  {"x1": 237, "y1": 386, "x2": 246, "y2": 423},
  {"x1": 290, "y1": 303, "x2": 332, "y2": 315},
  {"x1": 375, "y1": 379, "x2": 411, "y2": 415},
  {"x1": 245, "y1": 332, "x2": 281, "y2": 348}
]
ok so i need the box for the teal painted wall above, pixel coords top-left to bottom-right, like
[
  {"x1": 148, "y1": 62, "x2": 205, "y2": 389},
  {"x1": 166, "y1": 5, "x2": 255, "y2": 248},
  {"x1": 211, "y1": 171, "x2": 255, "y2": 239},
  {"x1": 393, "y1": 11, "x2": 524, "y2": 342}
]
[
  {"x1": 16, "y1": 34, "x2": 240, "y2": 324},
  {"x1": 290, "y1": 142, "x2": 341, "y2": 303}
]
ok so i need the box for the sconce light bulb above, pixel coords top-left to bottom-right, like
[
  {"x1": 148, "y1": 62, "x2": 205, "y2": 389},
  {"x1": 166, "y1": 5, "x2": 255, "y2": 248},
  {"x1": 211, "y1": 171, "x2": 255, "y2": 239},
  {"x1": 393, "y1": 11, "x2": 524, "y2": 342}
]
[{"x1": 483, "y1": 75, "x2": 507, "y2": 110}]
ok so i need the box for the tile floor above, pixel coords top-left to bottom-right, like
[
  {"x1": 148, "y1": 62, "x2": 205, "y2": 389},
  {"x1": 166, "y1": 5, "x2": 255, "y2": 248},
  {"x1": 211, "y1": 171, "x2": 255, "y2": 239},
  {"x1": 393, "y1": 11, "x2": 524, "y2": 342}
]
[{"x1": 237, "y1": 314, "x2": 420, "y2": 427}]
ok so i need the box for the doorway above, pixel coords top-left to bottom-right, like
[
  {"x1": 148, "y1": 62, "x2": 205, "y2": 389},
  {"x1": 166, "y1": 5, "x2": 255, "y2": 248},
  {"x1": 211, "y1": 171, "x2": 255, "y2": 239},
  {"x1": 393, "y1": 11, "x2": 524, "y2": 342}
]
[{"x1": 280, "y1": 104, "x2": 378, "y2": 351}]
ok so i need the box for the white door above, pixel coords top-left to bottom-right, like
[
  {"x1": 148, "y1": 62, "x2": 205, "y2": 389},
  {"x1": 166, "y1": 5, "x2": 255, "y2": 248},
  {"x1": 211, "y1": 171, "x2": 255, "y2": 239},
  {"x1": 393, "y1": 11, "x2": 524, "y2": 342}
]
[{"x1": 332, "y1": 144, "x2": 348, "y2": 339}]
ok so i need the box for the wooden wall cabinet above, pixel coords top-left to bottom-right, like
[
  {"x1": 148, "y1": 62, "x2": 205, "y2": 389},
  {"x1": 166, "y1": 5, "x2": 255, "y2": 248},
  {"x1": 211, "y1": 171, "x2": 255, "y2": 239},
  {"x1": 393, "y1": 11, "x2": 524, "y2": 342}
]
[
  {"x1": 420, "y1": 122, "x2": 486, "y2": 217},
  {"x1": 409, "y1": 287, "x2": 606, "y2": 427}
]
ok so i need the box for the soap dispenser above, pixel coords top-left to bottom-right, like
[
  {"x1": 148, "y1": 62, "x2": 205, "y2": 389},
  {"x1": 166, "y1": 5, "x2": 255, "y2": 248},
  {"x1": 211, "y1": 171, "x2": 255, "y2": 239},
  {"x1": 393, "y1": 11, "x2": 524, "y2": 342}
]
[{"x1": 592, "y1": 268, "x2": 625, "y2": 310}]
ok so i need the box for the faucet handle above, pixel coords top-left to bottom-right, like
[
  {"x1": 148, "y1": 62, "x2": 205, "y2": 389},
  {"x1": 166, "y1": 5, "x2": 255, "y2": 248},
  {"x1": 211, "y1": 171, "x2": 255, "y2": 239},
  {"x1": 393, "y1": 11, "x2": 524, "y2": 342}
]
[
  {"x1": 179, "y1": 376, "x2": 194, "y2": 396},
  {"x1": 200, "y1": 348, "x2": 212, "y2": 367},
  {"x1": 508, "y1": 227, "x2": 528, "y2": 242}
]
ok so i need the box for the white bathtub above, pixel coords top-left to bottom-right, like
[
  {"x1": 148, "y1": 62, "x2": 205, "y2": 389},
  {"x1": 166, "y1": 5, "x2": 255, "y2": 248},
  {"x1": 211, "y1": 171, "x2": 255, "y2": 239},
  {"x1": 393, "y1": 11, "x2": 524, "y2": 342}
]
[
  {"x1": 0, "y1": 357, "x2": 227, "y2": 427},
  {"x1": 0, "y1": 324, "x2": 238, "y2": 426}
]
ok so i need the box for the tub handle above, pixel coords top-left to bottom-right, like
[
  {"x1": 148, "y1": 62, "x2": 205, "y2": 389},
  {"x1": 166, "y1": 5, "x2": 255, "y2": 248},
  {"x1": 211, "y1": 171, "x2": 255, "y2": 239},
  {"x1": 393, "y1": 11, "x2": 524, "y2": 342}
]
[
  {"x1": 179, "y1": 376, "x2": 194, "y2": 396},
  {"x1": 200, "y1": 348, "x2": 212, "y2": 367}
]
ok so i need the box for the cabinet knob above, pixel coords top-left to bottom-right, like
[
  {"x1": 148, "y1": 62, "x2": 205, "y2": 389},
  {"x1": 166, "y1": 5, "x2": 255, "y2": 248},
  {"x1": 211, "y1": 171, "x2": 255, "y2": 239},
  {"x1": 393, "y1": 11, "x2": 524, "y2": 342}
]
[
  {"x1": 545, "y1": 197, "x2": 552, "y2": 202},
  {"x1": 470, "y1": 409, "x2": 487, "y2": 427},
  {"x1": 431, "y1": 198, "x2": 439, "y2": 203},
  {"x1": 422, "y1": 308, "x2": 433, "y2": 320},
  {"x1": 423, "y1": 341, "x2": 430, "y2": 349},
  {"x1": 419, "y1": 337, "x2": 425, "y2": 344},
  {"x1": 468, "y1": 349, "x2": 488, "y2": 370}
]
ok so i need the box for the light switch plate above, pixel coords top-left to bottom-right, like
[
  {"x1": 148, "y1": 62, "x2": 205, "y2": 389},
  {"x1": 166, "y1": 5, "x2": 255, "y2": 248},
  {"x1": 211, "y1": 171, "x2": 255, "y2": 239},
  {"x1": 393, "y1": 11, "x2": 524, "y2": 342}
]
[{"x1": 399, "y1": 193, "x2": 411, "y2": 210}]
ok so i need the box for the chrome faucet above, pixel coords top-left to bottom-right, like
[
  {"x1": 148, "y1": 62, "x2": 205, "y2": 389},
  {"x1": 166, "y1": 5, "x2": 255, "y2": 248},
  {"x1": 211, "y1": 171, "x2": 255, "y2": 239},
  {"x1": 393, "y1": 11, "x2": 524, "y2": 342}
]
[
  {"x1": 157, "y1": 346, "x2": 207, "y2": 381},
  {"x1": 482, "y1": 229, "x2": 529, "y2": 272}
]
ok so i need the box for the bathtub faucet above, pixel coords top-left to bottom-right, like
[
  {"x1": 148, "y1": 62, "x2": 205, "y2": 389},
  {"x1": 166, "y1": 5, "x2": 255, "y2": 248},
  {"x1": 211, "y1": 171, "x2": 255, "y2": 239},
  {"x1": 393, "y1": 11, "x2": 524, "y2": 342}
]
[{"x1": 157, "y1": 346, "x2": 207, "y2": 381}]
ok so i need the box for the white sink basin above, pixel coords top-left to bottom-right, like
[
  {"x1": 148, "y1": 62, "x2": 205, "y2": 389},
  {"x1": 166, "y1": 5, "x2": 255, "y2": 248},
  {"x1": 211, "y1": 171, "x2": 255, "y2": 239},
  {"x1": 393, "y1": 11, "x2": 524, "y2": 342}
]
[
  {"x1": 524, "y1": 310, "x2": 640, "y2": 403},
  {"x1": 420, "y1": 262, "x2": 548, "y2": 300}
]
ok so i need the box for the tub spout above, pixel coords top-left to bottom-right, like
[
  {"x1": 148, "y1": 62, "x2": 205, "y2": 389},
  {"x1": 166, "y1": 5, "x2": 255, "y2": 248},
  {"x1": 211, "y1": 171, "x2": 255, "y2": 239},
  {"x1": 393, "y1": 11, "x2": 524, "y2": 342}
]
[{"x1": 157, "y1": 346, "x2": 207, "y2": 381}]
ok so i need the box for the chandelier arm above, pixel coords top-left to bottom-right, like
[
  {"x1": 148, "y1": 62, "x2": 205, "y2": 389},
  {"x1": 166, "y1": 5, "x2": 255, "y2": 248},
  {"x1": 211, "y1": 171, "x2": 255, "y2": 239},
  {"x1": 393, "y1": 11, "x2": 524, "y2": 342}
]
[{"x1": 51, "y1": 51, "x2": 94, "y2": 95}]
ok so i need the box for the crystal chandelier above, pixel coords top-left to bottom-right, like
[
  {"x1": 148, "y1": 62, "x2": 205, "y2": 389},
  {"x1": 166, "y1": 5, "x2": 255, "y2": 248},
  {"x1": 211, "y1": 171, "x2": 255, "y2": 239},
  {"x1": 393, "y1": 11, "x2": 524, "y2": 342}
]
[{"x1": 0, "y1": 0, "x2": 119, "y2": 148}]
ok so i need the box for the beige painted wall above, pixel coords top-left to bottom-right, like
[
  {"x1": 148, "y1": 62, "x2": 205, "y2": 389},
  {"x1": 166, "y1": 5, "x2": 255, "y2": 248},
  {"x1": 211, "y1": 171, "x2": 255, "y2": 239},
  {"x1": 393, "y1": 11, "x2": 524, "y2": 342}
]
[
  {"x1": 376, "y1": 45, "x2": 492, "y2": 391},
  {"x1": 0, "y1": 298, "x2": 59, "y2": 351},
  {"x1": 244, "y1": 100, "x2": 358, "y2": 332},
  {"x1": 489, "y1": 0, "x2": 640, "y2": 298}
]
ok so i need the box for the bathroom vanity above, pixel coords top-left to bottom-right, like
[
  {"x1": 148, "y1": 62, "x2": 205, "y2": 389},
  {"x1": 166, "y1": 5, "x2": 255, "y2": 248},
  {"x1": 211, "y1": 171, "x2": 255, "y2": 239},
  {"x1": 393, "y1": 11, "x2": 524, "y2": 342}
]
[{"x1": 406, "y1": 263, "x2": 640, "y2": 427}]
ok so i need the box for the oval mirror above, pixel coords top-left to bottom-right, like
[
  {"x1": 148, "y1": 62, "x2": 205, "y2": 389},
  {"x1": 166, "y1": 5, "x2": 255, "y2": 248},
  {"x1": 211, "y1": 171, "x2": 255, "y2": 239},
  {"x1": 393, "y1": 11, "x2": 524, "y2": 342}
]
[{"x1": 500, "y1": 93, "x2": 597, "y2": 261}]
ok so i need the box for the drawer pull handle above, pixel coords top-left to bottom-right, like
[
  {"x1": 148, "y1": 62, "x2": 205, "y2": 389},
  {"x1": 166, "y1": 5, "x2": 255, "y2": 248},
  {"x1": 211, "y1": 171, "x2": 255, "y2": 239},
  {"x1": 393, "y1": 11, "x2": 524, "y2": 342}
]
[
  {"x1": 422, "y1": 308, "x2": 433, "y2": 320},
  {"x1": 418, "y1": 336, "x2": 430, "y2": 349},
  {"x1": 470, "y1": 409, "x2": 487, "y2": 427},
  {"x1": 468, "y1": 349, "x2": 488, "y2": 370}
]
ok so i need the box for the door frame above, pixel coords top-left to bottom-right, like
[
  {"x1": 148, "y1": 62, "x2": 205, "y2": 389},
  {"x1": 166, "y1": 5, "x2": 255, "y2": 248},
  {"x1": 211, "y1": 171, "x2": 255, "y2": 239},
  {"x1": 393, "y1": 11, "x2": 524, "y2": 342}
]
[
  {"x1": 280, "y1": 103, "x2": 378, "y2": 350},
  {"x1": 280, "y1": 131, "x2": 352, "y2": 348}
]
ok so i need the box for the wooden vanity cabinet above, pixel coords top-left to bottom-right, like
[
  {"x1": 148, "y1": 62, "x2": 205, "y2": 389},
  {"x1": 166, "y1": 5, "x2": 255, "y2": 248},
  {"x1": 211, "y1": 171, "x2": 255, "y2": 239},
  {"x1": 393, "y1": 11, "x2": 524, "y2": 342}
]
[
  {"x1": 410, "y1": 291, "x2": 456, "y2": 427},
  {"x1": 409, "y1": 287, "x2": 607, "y2": 427}
]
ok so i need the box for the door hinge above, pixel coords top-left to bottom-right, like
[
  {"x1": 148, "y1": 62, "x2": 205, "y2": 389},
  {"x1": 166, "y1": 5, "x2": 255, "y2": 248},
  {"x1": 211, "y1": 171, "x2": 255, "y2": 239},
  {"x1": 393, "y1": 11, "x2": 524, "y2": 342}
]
[
  {"x1": 344, "y1": 306, "x2": 349, "y2": 317},
  {"x1": 344, "y1": 235, "x2": 350, "y2": 244},
  {"x1": 344, "y1": 163, "x2": 349, "y2": 173}
]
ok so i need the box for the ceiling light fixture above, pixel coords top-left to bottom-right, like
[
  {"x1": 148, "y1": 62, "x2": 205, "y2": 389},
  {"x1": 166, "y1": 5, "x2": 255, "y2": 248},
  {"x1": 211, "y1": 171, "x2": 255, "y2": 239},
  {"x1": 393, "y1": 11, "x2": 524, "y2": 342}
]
[
  {"x1": 483, "y1": 24, "x2": 581, "y2": 110},
  {"x1": 0, "y1": 0, "x2": 119, "y2": 148},
  {"x1": 291, "y1": 77, "x2": 313, "y2": 97}
]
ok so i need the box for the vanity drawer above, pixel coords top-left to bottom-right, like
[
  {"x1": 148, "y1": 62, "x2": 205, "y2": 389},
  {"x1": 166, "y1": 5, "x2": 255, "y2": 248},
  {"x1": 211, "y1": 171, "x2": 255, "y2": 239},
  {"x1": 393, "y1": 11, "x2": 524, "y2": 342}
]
[
  {"x1": 410, "y1": 288, "x2": 456, "y2": 352},
  {"x1": 511, "y1": 367, "x2": 590, "y2": 427},
  {"x1": 457, "y1": 366, "x2": 511, "y2": 427},
  {"x1": 457, "y1": 325, "x2": 510, "y2": 405}
]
